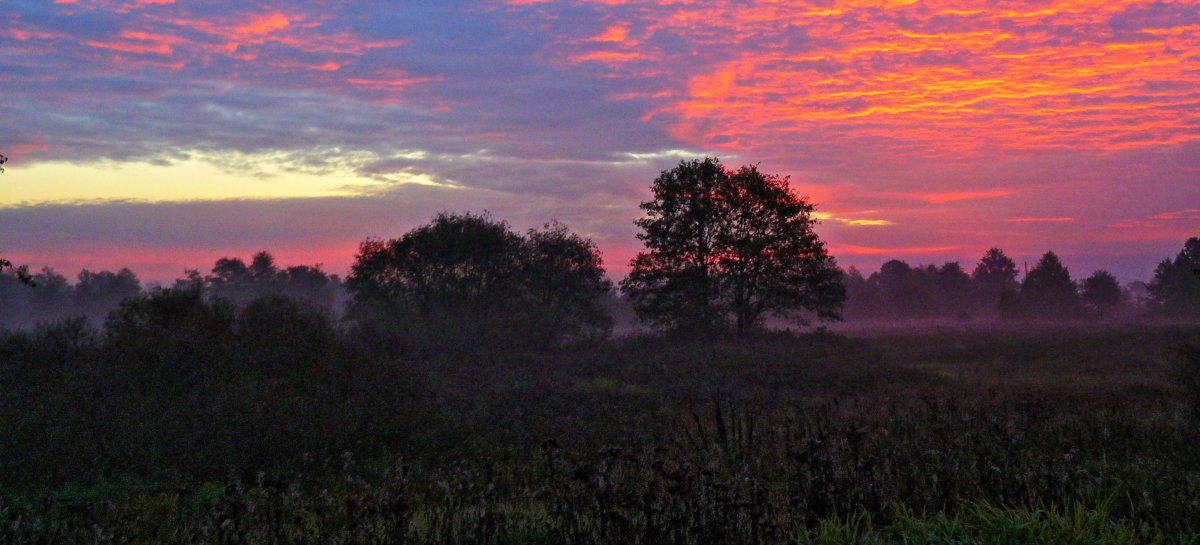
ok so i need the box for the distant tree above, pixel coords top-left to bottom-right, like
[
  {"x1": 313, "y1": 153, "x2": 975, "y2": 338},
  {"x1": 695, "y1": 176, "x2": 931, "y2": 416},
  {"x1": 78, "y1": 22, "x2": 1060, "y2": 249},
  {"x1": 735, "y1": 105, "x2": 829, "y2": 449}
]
[
  {"x1": 197, "y1": 252, "x2": 341, "y2": 308},
  {"x1": 622, "y1": 158, "x2": 843, "y2": 335},
  {"x1": 207, "y1": 256, "x2": 254, "y2": 303},
  {"x1": 1147, "y1": 237, "x2": 1200, "y2": 318},
  {"x1": 278, "y1": 265, "x2": 342, "y2": 308},
  {"x1": 1021, "y1": 252, "x2": 1079, "y2": 320},
  {"x1": 841, "y1": 266, "x2": 881, "y2": 318},
  {"x1": 29, "y1": 267, "x2": 72, "y2": 323},
  {"x1": 0, "y1": 257, "x2": 33, "y2": 286},
  {"x1": 173, "y1": 269, "x2": 204, "y2": 291},
  {"x1": 873, "y1": 260, "x2": 918, "y2": 316},
  {"x1": 0, "y1": 268, "x2": 35, "y2": 329},
  {"x1": 248, "y1": 251, "x2": 280, "y2": 284},
  {"x1": 74, "y1": 268, "x2": 141, "y2": 323},
  {"x1": 971, "y1": 247, "x2": 1019, "y2": 313},
  {"x1": 347, "y1": 212, "x2": 612, "y2": 351},
  {"x1": 1081, "y1": 270, "x2": 1122, "y2": 318},
  {"x1": 0, "y1": 154, "x2": 35, "y2": 290},
  {"x1": 1124, "y1": 280, "x2": 1152, "y2": 311},
  {"x1": 997, "y1": 287, "x2": 1024, "y2": 320},
  {"x1": 937, "y1": 262, "x2": 972, "y2": 316}
]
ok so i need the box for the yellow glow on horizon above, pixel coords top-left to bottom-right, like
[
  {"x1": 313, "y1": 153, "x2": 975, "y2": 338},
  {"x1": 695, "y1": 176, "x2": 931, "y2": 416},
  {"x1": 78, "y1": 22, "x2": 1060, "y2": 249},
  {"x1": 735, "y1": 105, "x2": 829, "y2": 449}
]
[{"x1": 0, "y1": 154, "x2": 443, "y2": 207}]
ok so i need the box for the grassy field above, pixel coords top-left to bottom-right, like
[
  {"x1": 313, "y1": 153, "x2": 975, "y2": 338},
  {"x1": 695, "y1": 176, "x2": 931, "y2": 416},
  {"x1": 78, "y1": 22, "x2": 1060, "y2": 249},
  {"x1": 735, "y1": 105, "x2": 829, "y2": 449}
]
[{"x1": 2, "y1": 321, "x2": 1199, "y2": 543}]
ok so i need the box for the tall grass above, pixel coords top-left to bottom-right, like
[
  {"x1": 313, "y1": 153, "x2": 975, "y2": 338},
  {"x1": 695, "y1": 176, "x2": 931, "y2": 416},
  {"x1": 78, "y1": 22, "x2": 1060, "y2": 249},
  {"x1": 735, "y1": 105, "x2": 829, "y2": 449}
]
[{"x1": 2, "y1": 312, "x2": 1199, "y2": 542}]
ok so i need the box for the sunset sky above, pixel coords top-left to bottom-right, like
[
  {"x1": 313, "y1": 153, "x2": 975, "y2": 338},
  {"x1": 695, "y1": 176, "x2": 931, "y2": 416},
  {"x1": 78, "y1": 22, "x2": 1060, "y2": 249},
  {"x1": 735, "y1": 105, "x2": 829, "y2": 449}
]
[{"x1": 2, "y1": 0, "x2": 1198, "y2": 284}]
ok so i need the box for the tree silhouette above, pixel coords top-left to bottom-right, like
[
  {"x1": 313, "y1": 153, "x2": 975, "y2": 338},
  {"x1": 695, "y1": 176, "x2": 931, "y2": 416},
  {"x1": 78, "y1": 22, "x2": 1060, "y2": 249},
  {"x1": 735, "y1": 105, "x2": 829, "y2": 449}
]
[
  {"x1": 74, "y1": 268, "x2": 142, "y2": 323},
  {"x1": 621, "y1": 158, "x2": 843, "y2": 335},
  {"x1": 1021, "y1": 252, "x2": 1079, "y2": 319},
  {"x1": 347, "y1": 212, "x2": 611, "y2": 351},
  {"x1": 1147, "y1": 237, "x2": 1200, "y2": 318},
  {"x1": 0, "y1": 157, "x2": 22, "y2": 283},
  {"x1": 1081, "y1": 270, "x2": 1122, "y2": 317},
  {"x1": 971, "y1": 247, "x2": 1018, "y2": 313},
  {"x1": 875, "y1": 260, "x2": 919, "y2": 316},
  {"x1": 192, "y1": 251, "x2": 340, "y2": 307},
  {"x1": 622, "y1": 158, "x2": 726, "y2": 331},
  {"x1": 0, "y1": 259, "x2": 33, "y2": 286},
  {"x1": 937, "y1": 262, "x2": 972, "y2": 316}
]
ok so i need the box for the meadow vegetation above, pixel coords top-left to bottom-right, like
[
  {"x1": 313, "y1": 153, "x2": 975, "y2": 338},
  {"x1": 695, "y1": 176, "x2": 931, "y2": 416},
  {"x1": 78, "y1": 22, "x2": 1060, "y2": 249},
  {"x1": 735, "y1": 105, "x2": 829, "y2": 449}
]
[{"x1": 2, "y1": 303, "x2": 1199, "y2": 543}]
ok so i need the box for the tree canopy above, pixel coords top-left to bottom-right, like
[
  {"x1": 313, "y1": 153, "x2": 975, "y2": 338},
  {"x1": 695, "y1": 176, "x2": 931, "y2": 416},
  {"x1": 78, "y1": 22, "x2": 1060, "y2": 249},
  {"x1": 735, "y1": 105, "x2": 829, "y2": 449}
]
[
  {"x1": 621, "y1": 158, "x2": 844, "y2": 335},
  {"x1": 1020, "y1": 251, "x2": 1080, "y2": 319},
  {"x1": 346, "y1": 212, "x2": 612, "y2": 351},
  {"x1": 1081, "y1": 270, "x2": 1122, "y2": 316},
  {"x1": 1148, "y1": 237, "x2": 1200, "y2": 318}
]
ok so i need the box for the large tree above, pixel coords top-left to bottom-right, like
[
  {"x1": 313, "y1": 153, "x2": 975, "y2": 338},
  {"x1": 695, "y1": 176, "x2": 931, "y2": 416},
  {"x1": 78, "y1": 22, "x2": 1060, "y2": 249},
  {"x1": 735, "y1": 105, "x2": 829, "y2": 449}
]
[
  {"x1": 621, "y1": 158, "x2": 843, "y2": 335},
  {"x1": 347, "y1": 212, "x2": 612, "y2": 351},
  {"x1": 1147, "y1": 237, "x2": 1200, "y2": 318}
]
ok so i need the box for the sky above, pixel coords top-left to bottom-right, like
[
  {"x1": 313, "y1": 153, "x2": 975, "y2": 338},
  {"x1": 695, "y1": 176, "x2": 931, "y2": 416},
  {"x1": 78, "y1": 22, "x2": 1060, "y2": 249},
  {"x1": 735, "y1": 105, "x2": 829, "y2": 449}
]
[{"x1": 2, "y1": 0, "x2": 1198, "y2": 284}]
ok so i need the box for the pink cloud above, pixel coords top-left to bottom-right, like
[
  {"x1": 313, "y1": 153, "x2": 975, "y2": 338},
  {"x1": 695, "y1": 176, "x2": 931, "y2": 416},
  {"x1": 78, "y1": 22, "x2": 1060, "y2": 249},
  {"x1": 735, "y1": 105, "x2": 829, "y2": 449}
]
[{"x1": 1004, "y1": 217, "x2": 1076, "y2": 223}]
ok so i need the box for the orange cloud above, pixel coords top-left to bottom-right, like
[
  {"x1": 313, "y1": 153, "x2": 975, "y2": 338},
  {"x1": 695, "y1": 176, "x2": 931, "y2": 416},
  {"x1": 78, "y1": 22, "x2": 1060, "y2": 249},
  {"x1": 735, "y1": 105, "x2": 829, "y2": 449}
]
[
  {"x1": 570, "y1": 50, "x2": 643, "y2": 63},
  {"x1": 234, "y1": 12, "x2": 290, "y2": 36},
  {"x1": 916, "y1": 191, "x2": 1013, "y2": 204},
  {"x1": 524, "y1": 0, "x2": 1200, "y2": 157},
  {"x1": 590, "y1": 25, "x2": 630, "y2": 43},
  {"x1": 834, "y1": 244, "x2": 966, "y2": 255},
  {"x1": 1148, "y1": 209, "x2": 1200, "y2": 221},
  {"x1": 1003, "y1": 217, "x2": 1075, "y2": 223}
]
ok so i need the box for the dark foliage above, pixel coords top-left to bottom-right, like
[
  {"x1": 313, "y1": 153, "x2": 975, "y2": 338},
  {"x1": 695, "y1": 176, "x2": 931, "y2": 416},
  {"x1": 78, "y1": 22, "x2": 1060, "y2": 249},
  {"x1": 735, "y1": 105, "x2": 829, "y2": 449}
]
[
  {"x1": 844, "y1": 254, "x2": 1019, "y2": 320},
  {"x1": 347, "y1": 213, "x2": 612, "y2": 354},
  {"x1": 1149, "y1": 237, "x2": 1200, "y2": 318},
  {"x1": 0, "y1": 288, "x2": 419, "y2": 487},
  {"x1": 972, "y1": 247, "x2": 1020, "y2": 298},
  {"x1": 1082, "y1": 269, "x2": 1123, "y2": 317},
  {"x1": 1178, "y1": 336, "x2": 1200, "y2": 420},
  {"x1": 622, "y1": 158, "x2": 844, "y2": 335},
  {"x1": 1015, "y1": 251, "x2": 1081, "y2": 319},
  {"x1": 0, "y1": 253, "x2": 345, "y2": 331},
  {"x1": 75, "y1": 268, "x2": 142, "y2": 324},
  {"x1": 0, "y1": 256, "x2": 32, "y2": 285},
  {"x1": 183, "y1": 250, "x2": 345, "y2": 308}
]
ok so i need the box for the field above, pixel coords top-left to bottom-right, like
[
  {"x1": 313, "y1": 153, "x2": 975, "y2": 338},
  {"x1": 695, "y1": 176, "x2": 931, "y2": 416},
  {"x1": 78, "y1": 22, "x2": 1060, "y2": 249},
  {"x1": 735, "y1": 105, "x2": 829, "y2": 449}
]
[{"x1": 3, "y1": 321, "x2": 1200, "y2": 544}]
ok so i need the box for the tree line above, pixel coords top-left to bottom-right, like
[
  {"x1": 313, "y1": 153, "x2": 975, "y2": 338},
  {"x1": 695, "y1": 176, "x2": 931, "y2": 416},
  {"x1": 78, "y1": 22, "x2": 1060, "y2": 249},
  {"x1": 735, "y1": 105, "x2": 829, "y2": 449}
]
[
  {"x1": 2, "y1": 157, "x2": 1199, "y2": 348},
  {"x1": 0, "y1": 252, "x2": 344, "y2": 330},
  {"x1": 843, "y1": 241, "x2": 1199, "y2": 321}
]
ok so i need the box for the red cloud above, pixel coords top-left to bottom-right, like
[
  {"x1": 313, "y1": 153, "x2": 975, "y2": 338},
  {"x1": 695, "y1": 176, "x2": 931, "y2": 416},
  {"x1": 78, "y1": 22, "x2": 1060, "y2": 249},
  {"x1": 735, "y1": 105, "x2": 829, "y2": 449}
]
[
  {"x1": 518, "y1": 0, "x2": 1200, "y2": 157},
  {"x1": 1003, "y1": 217, "x2": 1075, "y2": 223}
]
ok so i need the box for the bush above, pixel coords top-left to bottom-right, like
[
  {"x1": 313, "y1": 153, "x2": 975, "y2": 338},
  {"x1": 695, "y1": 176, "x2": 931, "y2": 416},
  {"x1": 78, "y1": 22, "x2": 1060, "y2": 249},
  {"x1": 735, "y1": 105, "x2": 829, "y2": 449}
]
[
  {"x1": 0, "y1": 289, "x2": 420, "y2": 487},
  {"x1": 1178, "y1": 338, "x2": 1200, "y2": 419}
]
